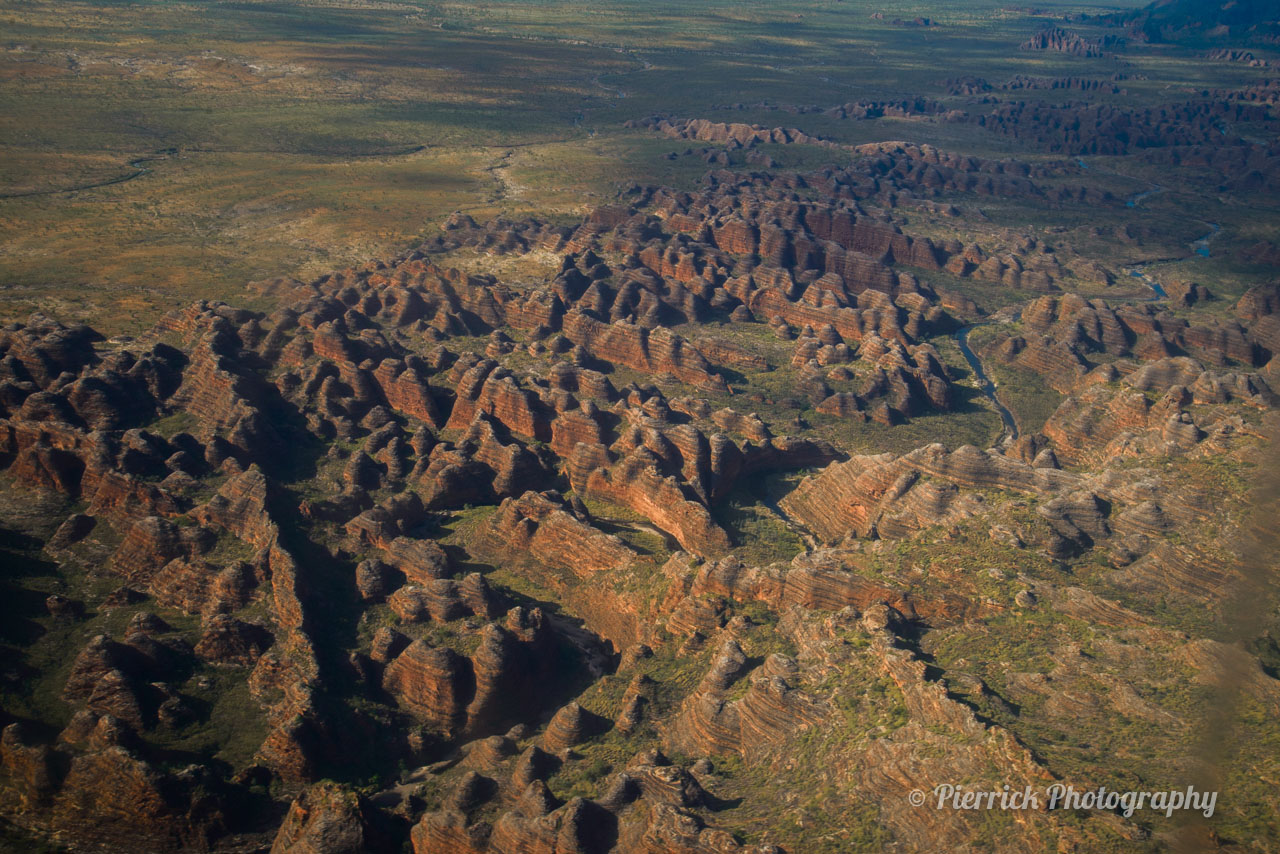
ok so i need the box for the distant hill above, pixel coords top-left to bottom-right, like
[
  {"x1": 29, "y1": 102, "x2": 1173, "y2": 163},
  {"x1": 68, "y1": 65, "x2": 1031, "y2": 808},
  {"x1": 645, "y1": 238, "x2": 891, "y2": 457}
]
[{"x1": 1092, "y1": 0, "x2": 1280, "y2": 42}]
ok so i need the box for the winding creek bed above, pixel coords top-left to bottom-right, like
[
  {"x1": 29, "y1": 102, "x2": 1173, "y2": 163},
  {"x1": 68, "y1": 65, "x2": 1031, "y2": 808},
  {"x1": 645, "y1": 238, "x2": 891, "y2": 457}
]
[{"x1": 953, "y1": 324, "x2": 1019, "y2": 445}]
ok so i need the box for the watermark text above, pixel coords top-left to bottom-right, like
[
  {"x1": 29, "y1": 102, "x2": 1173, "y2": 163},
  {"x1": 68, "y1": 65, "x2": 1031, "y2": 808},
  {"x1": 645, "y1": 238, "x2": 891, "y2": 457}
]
[{"x1": 909, "y1": 783, "x2": 1217, "y2": 818}]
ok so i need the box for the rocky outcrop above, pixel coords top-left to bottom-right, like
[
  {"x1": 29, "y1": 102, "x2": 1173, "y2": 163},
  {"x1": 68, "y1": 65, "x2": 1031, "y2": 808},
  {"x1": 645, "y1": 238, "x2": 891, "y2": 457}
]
[
  {"x1": 487, "y1": 491, "x2": 637, "y2": 579},
  {"x1": 541, "y1": 701, "x2": 604, "y2": 753},
  {"x1": 1041, "y1": 382, "x2": 1224, "y2": 465},
  {"x1": 781, "y1": 443, "x2": 1077, "y2": 543},
  {"x1": 562, "y1": 312, "x2": 726, "y2": 390},
  {"x1": 1020, "y1": 27, "x2": 1106, "y2": 57},
  {"x1": 2, "y1": 716, "x2": 232, "y2": 853},
  {"x1": 665, "y1": 551, "x2": 972, "y2": 625},
  {"x1": 382, "y1": 641, "x2": 472, "y2": 735},
  {"x1": 195, "y1": 615, "x2": 273, "y2": 666},
  {"x1": 665, "y1": 640, "x2": 823, "y2": 759},
  {"x1": 637, "y1": 116, "x2": 832, "y2": 148},
  {"x1": 271, "y1": 782, "x2": 376, "y2": 854},
  {"x1": 381, "y1": 607, "x2": 562, "y2": 740},
  {"x1": 407, "y1": 749, "x2": 777, "y2": 854},
  {"x1": 580, "y1": 449, "x2": 731, "y2": 555}
]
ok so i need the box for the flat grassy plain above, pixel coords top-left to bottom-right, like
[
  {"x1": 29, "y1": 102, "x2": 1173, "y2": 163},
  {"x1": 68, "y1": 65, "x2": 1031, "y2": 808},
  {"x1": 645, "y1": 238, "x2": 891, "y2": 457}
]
[{"x1": 16, "y1": 0, "x2": 1266, "y2": 335}]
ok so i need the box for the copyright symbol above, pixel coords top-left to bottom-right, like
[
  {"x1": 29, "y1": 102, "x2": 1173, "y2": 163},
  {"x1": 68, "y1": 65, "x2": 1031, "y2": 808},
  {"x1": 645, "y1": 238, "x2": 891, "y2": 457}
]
[{"x1": 908, "y1": 789, "x2": 926, "y2": 807}]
